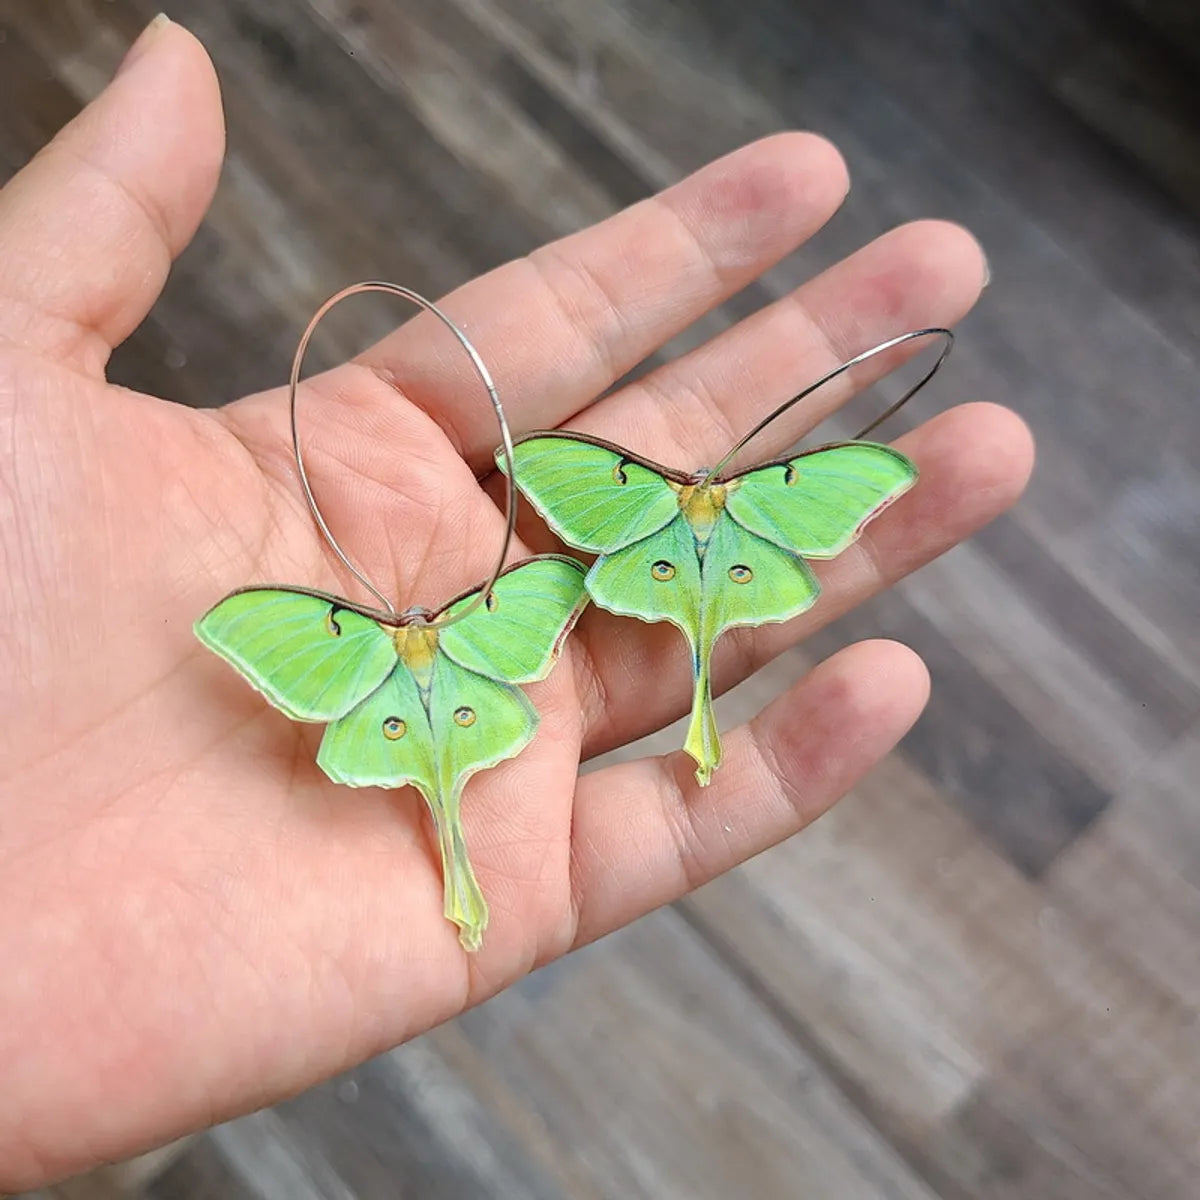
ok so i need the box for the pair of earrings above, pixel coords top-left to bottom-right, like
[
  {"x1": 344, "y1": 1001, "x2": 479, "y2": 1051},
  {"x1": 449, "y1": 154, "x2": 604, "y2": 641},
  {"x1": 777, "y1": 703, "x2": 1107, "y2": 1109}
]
[{"x1": 197, "y1": 282, "x2": 951, "y2": 951}]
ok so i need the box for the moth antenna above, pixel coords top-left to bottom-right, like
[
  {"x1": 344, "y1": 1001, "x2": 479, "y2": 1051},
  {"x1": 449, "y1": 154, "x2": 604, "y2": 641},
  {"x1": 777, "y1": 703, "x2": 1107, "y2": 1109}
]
[
  {"x1": 288, "y1": 281, "x2": 517, "y2": 625},
  {"x1": 702, "y1": 327, "x2": 954, "y2": 483}
]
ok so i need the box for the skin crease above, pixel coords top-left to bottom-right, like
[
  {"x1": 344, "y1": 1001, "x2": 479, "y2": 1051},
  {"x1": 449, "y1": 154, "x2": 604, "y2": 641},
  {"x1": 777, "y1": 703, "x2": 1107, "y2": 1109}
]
[{"x1": 0, "y1": 17, "x2": 1033, "y2": 1190}]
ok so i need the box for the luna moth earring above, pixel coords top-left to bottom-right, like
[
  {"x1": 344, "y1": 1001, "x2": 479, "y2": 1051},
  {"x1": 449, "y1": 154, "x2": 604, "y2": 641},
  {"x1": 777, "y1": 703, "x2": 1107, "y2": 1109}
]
[
  {"x1": 196, "y1": 282, "x2": 588, "y2": 951},
  {"x1": 500, "y1": 328, "x2": 953, "y2": 786}
]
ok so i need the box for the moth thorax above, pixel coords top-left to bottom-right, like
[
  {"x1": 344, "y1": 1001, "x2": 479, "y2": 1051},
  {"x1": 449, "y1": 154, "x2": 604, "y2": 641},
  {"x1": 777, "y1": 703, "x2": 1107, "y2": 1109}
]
[
  {"x1": 392, "y1": 624, "x2": 440, "y2": 684},
  {"x1": 677, "y1": 482, "x2": 728, "y2": 549}
]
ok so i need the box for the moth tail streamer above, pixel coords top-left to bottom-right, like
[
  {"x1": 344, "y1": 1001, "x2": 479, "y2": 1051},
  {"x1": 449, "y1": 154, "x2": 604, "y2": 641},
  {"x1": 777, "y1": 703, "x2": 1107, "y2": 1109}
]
[
  {"x1": 429, "y1": 789, "x2": 489, "y2": 952},
  {"x1": 683, "y1": 648, "x2": 722, "y2": 787}
]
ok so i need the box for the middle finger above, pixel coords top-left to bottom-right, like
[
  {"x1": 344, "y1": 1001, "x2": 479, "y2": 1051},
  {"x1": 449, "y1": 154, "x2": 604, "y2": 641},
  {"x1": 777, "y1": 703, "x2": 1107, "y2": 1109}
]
[{"x1": 348, "y1": 132, "x2": 850, "y2": 469}]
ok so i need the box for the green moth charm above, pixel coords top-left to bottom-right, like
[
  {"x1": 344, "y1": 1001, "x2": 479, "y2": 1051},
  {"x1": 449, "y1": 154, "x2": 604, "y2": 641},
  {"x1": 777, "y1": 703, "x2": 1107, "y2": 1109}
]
[
  {"x1": 502, "y1": 434, "x2": 915, "y2": 785},
  {"x1": 196, "y1": 555, "x2": 587, "y2": 950}
]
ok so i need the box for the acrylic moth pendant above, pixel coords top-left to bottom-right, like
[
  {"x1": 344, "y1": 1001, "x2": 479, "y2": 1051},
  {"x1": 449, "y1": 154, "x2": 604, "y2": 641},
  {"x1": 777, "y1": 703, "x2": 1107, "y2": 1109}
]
[
  {"x1": 194, "y1": 278, "x2": 591, "y2": 953},
  {"x1": 501, "y1": 434, "x2": 915, "y2": 785},
  {"x1": 196, "y1": 556, "x2": 586, "y2": 950}
]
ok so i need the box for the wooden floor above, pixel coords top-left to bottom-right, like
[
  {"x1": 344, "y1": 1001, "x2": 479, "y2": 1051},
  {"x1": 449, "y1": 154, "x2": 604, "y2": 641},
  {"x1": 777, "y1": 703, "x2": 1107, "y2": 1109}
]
[{"x1": 7, "y1": 1, "x2": 1200, "y2": 1197}]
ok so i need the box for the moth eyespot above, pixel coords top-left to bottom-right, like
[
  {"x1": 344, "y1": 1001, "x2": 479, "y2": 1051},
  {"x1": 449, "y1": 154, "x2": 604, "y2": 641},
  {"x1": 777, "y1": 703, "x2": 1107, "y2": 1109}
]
[
  {"x1": 325, "y1": 609, "x2": 342, "y2": 636},
  {"x1": 453, "y1": 706, "x2": 477, "y2": 728},
  {"x1": 728, "y1": 564, "x2": 753, "y2": 584},
  {"x1": 784, "y1": 464, "x2": 799, "y2": 486},
  {"x1": 612, "y1": 460, "x2": 630, "y2": 485},
  {"x1": 382, "y1": 716, "x2": 407, "y2": 740},
  {"x1": 485, "y1": 591, "x2": 499, "y2": 613},
  {"x1": 651, "y1": 560, "x2": 676, "y2": 582}
]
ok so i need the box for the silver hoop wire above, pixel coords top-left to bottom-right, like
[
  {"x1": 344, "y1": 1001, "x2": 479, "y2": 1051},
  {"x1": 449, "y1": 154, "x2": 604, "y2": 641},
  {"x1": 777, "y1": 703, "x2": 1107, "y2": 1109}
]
[
  {"x1": 703, "y1": 327, "x2": 954, "y2": 483},
  {"x1": 289, "y1": 281, "x2": 516, "y2": 628}
]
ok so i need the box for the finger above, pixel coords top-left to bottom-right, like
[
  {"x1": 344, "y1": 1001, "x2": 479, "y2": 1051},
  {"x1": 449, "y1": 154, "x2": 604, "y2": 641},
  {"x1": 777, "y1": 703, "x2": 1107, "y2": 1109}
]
[
  {"x1": 329, "y1": 133, "x2": 849, "y2": 468},
  {"x1": 573, "y1": 400, "x2": 1034, "y2": 756},
  {"x1": 564, "y1": 639, "x2": 929, "y2": 950},
  {"x1": 573, "y1": 219, "x2": 988, "y2": 466},
  {"x1": 0, "y1": 17, "x2": 224, "y2": 376}
]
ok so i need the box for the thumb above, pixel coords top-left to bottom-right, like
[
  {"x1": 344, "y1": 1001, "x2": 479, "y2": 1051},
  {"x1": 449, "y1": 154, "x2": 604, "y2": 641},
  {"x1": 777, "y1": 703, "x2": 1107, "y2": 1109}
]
[{"x1": 0, "y1": 16, "x2": 225, "y2": 376}]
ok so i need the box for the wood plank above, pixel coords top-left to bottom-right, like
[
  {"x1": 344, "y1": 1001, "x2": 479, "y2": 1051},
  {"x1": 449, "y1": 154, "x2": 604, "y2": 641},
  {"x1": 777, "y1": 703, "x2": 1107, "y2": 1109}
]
[
  {"x1": 804, "y1": 588, "x2": 1114, "y2": 875},
  {"x1": 201, "y1": 1109, "x2": 361, "y2": 1200},
  {"x1": 451, "y1": 910, "x2": 943, "y2": 1200},
  {"x1": 143, "y1": 1139, "x2": 257, "y2": 1200},
  {"x1": 1117, "y1": 0, "x2": 1200, "y2": 64},
  {"x1": 940, "y1": 0, "x2": 1200, "y2": 214},
  {"x1": 683, "y1": 753, "x2": 1073, "y2": 1136},
  {"x1": 1047, "y1": 807, "x2": 1200, "y2": 1012},
  {"x1": 268, "y1": 1045, "x2": 569, "y2": 1200},
  {"x1": 682, "y1": 750, "x2": 1200, "y2": 1197},
  {"x1": 929, "y1": 1080, "x2": 1147, "y2": 1200},
  {"x1": 304, "y1": 0, "x2": 621, "y2": 233},
  {"x1": 880, "y1": 543, "x2": 1173, "y2": 786},
  {"x1": 0, "y1": 22, "x2": 84, "y2": 176},
  {"x1": 1045, "y1": 725, "x2": 1200, "y2": 1007},
  {"x1": 973, "y1": 517, "x2": 1200, "y2": 738},
  {"x1": 1111, "y1": 727, "x2": 1200, "y2": 889},
  {"x1": 944, "y1": 1011, "x2": 1200, "y2": 1200}
]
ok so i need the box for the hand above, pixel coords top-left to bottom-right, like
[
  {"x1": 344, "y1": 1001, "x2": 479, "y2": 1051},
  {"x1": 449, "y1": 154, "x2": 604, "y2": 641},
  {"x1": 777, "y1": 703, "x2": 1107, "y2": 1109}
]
[{"x1": 0, "y1": 18, "x2": 1032, "y2": 1188}]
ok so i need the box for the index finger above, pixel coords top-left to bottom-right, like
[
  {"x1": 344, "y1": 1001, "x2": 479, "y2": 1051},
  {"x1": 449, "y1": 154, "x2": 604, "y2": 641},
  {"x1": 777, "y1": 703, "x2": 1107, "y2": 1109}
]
[{"x1": 338, "y1": 133, "x2": 849, "y2": 469}]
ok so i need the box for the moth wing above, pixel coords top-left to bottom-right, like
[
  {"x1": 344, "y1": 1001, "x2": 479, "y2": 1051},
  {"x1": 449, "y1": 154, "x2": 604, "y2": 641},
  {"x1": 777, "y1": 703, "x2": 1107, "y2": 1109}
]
[
  {"x1": 437, "y1": 555, "x2": 588, "y2": 684},
  {"x1": 724, "y1": 441, "x2": 916, "y2": 558},
  {"x1": 584, "y1": 515, "x2": 703, "y2": 647},
  {"x1": 700, "y1": 514, "x2": 821, "y2": 643},
  {"x1": 503, "y1": 433, "x2": 681, "y2": 552},
  {"x1": 316, "y1": 665, "x2": 437, "y2": 790},
  {"x1": 195, "y1": 587, "x2": 396, "y2": 721},
  {"x1": 429, "y1": 655, "x2": 538, "y2": 794}
]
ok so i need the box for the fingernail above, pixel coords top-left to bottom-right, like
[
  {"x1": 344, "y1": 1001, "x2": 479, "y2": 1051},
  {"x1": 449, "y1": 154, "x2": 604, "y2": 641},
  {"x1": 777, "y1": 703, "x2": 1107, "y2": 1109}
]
[
  {"x1": 981, "y1": 251, "x2": 992, "y2": 288},
  {"x1": 117, "y1": 13, "x2": 172, "y2": 77}
]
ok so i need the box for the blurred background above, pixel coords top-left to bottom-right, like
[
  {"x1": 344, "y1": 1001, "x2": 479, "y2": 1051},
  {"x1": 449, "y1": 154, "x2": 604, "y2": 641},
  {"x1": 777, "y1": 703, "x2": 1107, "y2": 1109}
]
[{"x1": 6, "y1": 1, "x2": 1200, "y2": 1197}]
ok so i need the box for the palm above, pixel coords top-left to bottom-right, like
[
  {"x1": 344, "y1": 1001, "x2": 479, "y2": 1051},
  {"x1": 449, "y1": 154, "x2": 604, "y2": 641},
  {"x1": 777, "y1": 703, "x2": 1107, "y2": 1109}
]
[{"x1": 0, "y1": 21, "x2": 1032, "y2": 1190}]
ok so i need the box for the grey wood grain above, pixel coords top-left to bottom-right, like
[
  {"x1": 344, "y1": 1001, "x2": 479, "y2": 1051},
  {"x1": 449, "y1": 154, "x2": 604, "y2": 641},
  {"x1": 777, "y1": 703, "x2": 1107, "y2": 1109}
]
[
  {"x1": 1047, "y1": 724, "x2": 1200, "y2": 1007},
  {"x1": 944, "y1": 0, "x2": 1200, "y2": 214},
  {"x1": 451, "y1": 911, "x2": 943, "y2": 1200},
  {"x1": 973, "y1": 517, "x2": 1200, "y2": 739},
  {"x1": 808, "y1": 584, "x2": 1115, "y2": 873},
  {"x1": 680, "y1": 750, "x2": 1200, "y2": 1198},
  {"x1": 250, "y1": 1044, "x2": 569, "y2": 1200},
  {"x1": 1118, "y1": 0, "x2": 1200, "y2": 64},
  {"x1": 144, "y1": 1141, "x2": 256, "y2": 1200}
]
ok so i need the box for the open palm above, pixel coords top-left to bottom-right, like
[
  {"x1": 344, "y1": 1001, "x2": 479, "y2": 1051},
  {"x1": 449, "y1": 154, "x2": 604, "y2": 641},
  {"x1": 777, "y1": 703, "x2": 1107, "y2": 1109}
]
[{"x1": 0, "y1": 20, "x2": 1032, "y2": 1189}]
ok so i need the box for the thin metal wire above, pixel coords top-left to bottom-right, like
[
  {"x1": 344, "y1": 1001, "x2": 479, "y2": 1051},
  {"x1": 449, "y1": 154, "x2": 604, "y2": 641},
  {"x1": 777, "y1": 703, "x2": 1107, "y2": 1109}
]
[
  {"x1": 289, "y1": 281, "x2": 516, "y2": 628},
  {"x1": 702, "y1": 327, "x2": 954, "y2": 483}
]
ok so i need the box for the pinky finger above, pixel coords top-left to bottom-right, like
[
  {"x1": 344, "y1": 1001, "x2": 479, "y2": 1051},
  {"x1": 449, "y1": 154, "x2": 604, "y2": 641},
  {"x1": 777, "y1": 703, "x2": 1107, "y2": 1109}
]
[{"x1": 564, "y1": 639, "x2": 930, "y2": 950}]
